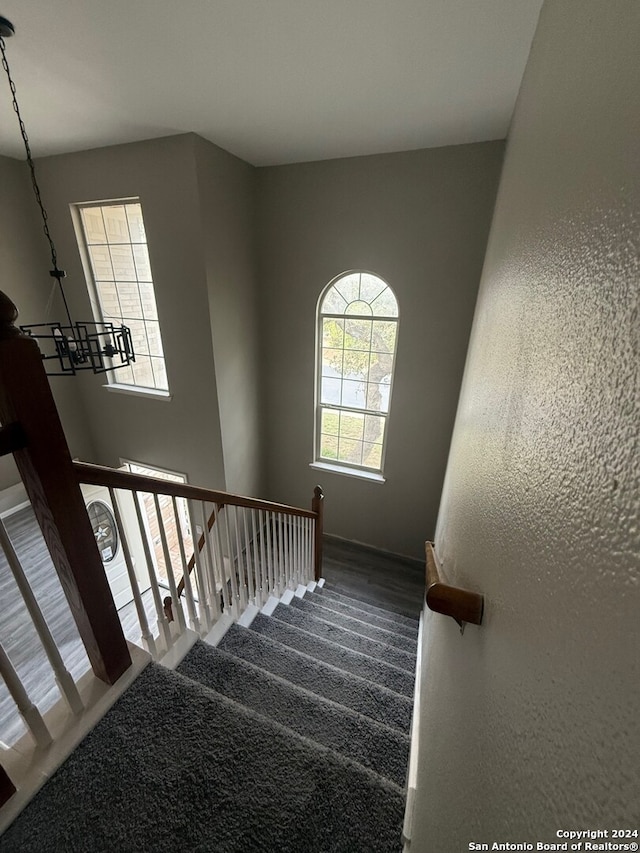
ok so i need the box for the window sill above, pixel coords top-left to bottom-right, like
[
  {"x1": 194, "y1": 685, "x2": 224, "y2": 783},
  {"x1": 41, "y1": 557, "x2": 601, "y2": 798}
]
[
  {"x1": 103, "y1": 383, "x2": 172, "y2": 401},
  {"x1": 309, "y1": 461, "x2": 386, "y2": 484}
]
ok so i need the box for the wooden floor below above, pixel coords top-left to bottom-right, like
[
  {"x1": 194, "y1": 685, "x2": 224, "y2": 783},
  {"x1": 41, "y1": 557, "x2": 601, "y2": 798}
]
[{"x1": 321, "y1": 536, "x2": 425, "y2": 620}]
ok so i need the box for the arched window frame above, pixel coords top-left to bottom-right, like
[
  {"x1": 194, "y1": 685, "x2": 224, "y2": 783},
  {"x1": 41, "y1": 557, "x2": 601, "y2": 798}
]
[{"x1": 313, "y1": 270, "x2": 399, "y2": 481}]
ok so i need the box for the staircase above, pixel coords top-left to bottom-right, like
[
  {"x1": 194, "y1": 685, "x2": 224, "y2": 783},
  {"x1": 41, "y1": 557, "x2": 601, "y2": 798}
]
[{"x1": 0, "y1": 581, "x2": 419, "y2": 852}]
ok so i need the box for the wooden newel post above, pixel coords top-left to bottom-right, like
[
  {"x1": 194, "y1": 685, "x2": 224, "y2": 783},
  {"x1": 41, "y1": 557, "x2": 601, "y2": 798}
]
[
  {"x1": 311, "y1": 485, "x2": 324, "y2": 582},
  {"x1": 0, "y1": 292, "x2": 131, "y2": 685}
]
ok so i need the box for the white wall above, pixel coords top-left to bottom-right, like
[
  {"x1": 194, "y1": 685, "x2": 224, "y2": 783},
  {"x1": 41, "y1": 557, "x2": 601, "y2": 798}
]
[
  {"x1": 257, "y1": 143, "x2": 504, "y2": 558},
  {"x1": 0, "y1": 154, "x2": 96, "y2": 492},
  {"x1": 411, "y1": 1, "x2": 640, "y2": 847}
]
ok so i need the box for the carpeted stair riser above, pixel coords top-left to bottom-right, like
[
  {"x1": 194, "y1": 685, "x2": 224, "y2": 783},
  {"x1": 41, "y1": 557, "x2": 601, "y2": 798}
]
[
  {"x1": 178, "y1": 641, "x2": 409, "y2": 786},
  {"x1": 305, "y1": 590, "x2": 418, "y2": 640},
  {"x1": 316, "y1": 586, "x2": 420, "y2": 628},
  {"x1": 270, "y1": 604, "x2": 416, "y2": 672},
  {"x1": 2, "y1": 664, "x2": 405, "y2": 853},
  {"x1": 288, "y1": 596, "x2": 417, "y2": 652},
  {"x1": 249, "y1": 613, "x2": 414, "y2": 696},
  {"x1": 219, "y1": 624, "x2": 413, "y2": 733}
]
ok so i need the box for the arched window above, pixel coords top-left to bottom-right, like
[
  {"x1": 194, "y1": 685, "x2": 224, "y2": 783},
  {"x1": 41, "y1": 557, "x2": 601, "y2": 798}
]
[{"x1": 315, "y1": 271, "x2": 399, "y2": 476}]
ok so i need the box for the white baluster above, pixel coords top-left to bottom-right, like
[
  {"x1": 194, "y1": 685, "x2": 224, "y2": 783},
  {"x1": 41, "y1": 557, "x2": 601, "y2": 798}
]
[
  {"x1": 251, "y1": 510, "x2": 262, "y2": 606},
  {"x1": 243, "y1": 508, "x2": 255, "y2": 606},
  {"x1": 153, "y1": 494, "x2": 186, "y2": 634},
  {"x1": 0, "y1": 520, "x2": 83, "y2": 716},
  {"x1": 278, "y1": 514, "x2": 286, "y2": 594},
  {"x1": 272, "y1": 512, "x2": 279, "y2": 595},
  {"x1": 199, "y1": 502, "x2": 221, "y2": 621},
  {"x1": 132, "y1": 491, "x2": 173, "y2": 654},
  {"x1": 265, "y1": 511, "x2": 275, "y2": 598},
  {"x1": 171, "y1": 496, "x2": 199, "y2": 635},
  {"x1": 257, "y1": 510, "x2": 267, "y2": 603},
  {"x1": 109, "y1": 488, "x2": 157, "y2": 657},
  {"x1": 232, "y1": 506, "x2": 247, "y2": 610},
  {"x1": 294, "y1": 515, "x2": 301, "y2": 587},
  {"x1": 212, "y1": 503, "x2": 230, "y2": 613},
  {"x1": 0, "y1": 641, "x2": 52, "y2": 749},
  {"x1": 223, "y1": 506, "x2": 240, "y2": 615},
  {"x1": 287, "y1": 514, "x2": 294, "y2": 588},
  {"x1": 187, "y1": 500, "x2": 212, "y2": 632}
]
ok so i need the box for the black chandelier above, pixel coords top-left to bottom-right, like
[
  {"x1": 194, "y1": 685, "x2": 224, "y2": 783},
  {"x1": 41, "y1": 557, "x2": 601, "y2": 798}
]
[{"x1": 0, "y1": 15, "x2": 135, "y2": 376}]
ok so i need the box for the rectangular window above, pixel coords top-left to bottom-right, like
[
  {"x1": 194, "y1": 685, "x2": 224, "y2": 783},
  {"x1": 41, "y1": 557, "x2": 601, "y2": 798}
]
[{"x1": 75, "y1": 200, "x2": 168, "y2": 392}]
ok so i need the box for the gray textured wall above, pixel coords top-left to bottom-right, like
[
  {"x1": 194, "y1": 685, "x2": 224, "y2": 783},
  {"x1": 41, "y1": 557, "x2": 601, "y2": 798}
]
[
  {"x1": 257, "y1": 143, "x2": 504, "y2": 558},
  {"x1": 411, "y1": 1, "x2": 640, "y2": 846}
]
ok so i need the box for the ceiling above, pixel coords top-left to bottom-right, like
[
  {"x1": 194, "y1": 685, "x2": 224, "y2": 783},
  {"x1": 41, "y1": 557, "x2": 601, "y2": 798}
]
[{"x1": 0, "y1": 0, "x2": 543, "y2": 167}]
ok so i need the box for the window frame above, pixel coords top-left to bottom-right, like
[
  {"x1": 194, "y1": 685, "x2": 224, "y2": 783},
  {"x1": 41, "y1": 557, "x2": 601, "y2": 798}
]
[
  {"x1": 313, "y1": 270, "x2": 399, "y2": 480},
  {"x1": 72, "y1": 197, "x2": 169, "y2": 395}
]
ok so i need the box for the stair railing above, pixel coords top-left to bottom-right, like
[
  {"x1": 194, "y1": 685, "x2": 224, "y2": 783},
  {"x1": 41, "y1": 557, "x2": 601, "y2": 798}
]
[
  {"x1": 73, "y1": 462, "x2": 324, "y2": 658},
  {"x1": 0, "y1": 294, "x2": 132, "y2": 805},
  {"x1": 0, "y1": 291, "x2": 324, "y2": 805}
]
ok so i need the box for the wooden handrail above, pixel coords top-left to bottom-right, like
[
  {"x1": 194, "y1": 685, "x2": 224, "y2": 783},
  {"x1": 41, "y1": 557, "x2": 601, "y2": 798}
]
[
  {"x1": 73, "y1": 462, "x2": 316, "y2": 519},
  {"x1": 425, "y1": 541, "x2": 483, "y2": 628}
]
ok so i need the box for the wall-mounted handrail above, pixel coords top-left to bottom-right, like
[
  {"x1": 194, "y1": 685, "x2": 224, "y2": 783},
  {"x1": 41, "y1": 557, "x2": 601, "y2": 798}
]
[
  {"x1": 425, "y1": 541, "x2": 483, "y2": 629},
  {"x1": 74, "y1": 462, "x2": 316, "y2": 519}
]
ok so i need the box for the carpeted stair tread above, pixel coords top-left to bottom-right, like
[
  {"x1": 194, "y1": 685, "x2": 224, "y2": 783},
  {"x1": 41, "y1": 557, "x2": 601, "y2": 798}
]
[
  {"x1": 249, "y1": 613, "x2": 414, "y2": 697},
  {"x1": 289, "y1": 596, "x2": 417, "y2": 652},
  {"x1": 178, "y1": 641, "x2": 409, "y2": 786},
  {"x1": 318, "y1": 585, "x2": 420, "y2": 627},
  {"x1": 219, "y1": 624, "x2": 413, "y2": 732},
  {"x1": 305, "y1": 589, "x2": 418, "y2": 639},
  {"x1": 2, "y1": 663, "x2": 405, "y2": 853},
  {"x1": 270, "y1": 604, "x2": 417, "y2": 673}
]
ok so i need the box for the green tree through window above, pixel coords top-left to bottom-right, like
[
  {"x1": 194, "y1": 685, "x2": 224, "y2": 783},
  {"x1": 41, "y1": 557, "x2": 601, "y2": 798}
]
[{"x1": 316, "y1": 272, "x2": 399, "y2": 473}]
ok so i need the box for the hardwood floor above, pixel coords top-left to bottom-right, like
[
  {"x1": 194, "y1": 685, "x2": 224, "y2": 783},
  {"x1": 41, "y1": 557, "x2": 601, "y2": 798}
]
[
  {"x1": 0, "y1": 507, "x2": 160, "y2": 747},
  {"x1": 321, "y1": 536, "x2": 425, "y2": 619},
  {"x1": 0, "y1": 508, "x2": 425, "y2": 747}
]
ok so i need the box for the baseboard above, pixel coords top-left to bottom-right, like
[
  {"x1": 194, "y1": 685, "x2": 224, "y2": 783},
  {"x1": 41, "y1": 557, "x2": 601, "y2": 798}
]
[
  {"x1": 402, "y1": 607, "x2": 424, "y2": 846},
  {"x1": 158, "y1": 628, "x2": 200, "y2": 670}
]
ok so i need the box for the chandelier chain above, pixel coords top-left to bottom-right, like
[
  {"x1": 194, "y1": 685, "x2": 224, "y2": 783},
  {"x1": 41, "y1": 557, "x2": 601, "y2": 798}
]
[{"x1": 0, "y1": 35, "x2": 60, "y2": 274}]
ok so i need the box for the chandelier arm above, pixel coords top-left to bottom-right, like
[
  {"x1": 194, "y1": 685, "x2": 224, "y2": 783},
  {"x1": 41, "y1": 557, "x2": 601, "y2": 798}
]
[
  {"x1": 0, "y1": 37, "x2": 61, "y2": 273},
  {"x1": 0, "y1": 20, "x2": 135, "y2": 376}
]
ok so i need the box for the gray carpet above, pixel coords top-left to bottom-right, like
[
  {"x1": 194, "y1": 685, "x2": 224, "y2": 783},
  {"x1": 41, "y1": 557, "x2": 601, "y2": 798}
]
[
  {"x1": 177, "y1": 641, "x2": 410, "y2": 786},
  {"x1": 317, "y1": 584, "x2": 421, "y2": 627},
  {"x1": 2, "y1": 583, "x2": 417, "y2": 851},
  {"x1": 304, "y1": 589, "x2": 419, "y2": 639},
  {"x1": 219, "y1": 624, "x2": 414, "y2": 732},
  {"x1": 269, "y1": 604, "x2": 417, "y2": 672},
  {"x1": 1, "y1": 665, "x2": 405, "y2": 852},
  {"x1": 249, "y1": 612, "x2": 415, "y2": 696},
  {"x1": 288, "y1": 596, "x2": 418, "y2": 651}
]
